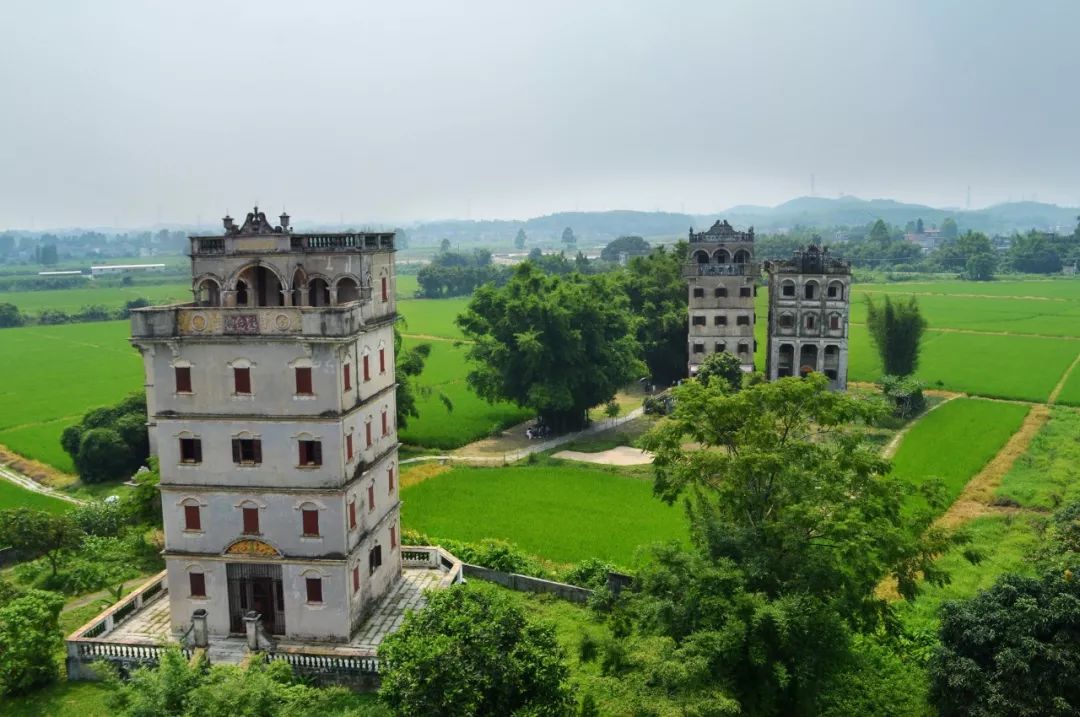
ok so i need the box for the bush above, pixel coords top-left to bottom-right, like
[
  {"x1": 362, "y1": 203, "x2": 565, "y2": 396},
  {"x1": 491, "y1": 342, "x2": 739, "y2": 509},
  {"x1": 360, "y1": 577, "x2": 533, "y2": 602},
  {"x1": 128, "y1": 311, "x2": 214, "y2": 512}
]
[
  {"x1": 0, "y1": 590, "x2": 64, "y2": 696},
  {"x1": 560, "y1": 558, "x2": 616, "y2": 591},
  {"x1": 878, "y1": 374, "x2": 927, "y2": 420},
  {"x1": 63, "y1": 392, "x2": 149, "y2": 483},
  {"x1": 402, "y1": 530, "x2": 552, "y2": 578},
  {"x1": 70, "y1": 501, "x2": 125, "y2": 537},
  {"x1": 378, "y1": 584, "x2": 572, "y2": 716}
]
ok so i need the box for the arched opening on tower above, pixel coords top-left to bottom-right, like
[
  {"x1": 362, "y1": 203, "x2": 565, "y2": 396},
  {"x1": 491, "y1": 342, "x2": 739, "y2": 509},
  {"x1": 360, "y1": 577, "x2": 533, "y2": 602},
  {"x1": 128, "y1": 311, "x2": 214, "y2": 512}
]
[
  {"x1": 236, "y1": 265, "x2": 283, "y2": 307},
  {"x1": 799, "y1": 344, "x2": 818, "y2": 376},
  {"x1": 693, "y1": 250, "x2": 709, "y2": 264},
  {"x1": 308, "y1": 278, "x2": 331, "y2": 307},
  {"x1": 777, "y1": 344, "x2": 795, "y2": 377},
  {"x1": 336, "y1": 276, "x2": 360, "y2": 304},
  {"x1": 733, "y1": 249, "x2": 751, "y2": 265},
  {"x1": 823, "y1": 345, "x2": 840, "y2": 381},
  {"x1": 291, "y1": 269, "x2": 307, "y2": 307},
  {"x1": 713, "y1": 249, "x2": 730, "y2": 263},
  {"x1": 195, "y1": 278, "x2": 221, "y2": 307}
]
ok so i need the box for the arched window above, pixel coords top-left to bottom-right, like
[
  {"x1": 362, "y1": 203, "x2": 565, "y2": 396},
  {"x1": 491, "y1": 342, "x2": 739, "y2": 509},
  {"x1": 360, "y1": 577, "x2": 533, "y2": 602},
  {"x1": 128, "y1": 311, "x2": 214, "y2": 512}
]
[
  {"x1": 778, "y1": 313, "x2": 794, "y2": 329},
  {"x1": 694, "y1": 250, "x2": 710, "y2": 264},
  {"x1": 829, "y1": 313, "x2": 841, "y2": 331},
  {"x1": 308, "y1": 277, "x2": 330, "y2": 307},
  {"x1": 733, "y1": 249, "x2": 751, "y2": 264},
  {"x1": 336, "y1": 276, "x2": 360, "y2": 304},
  {"x1": 236, "y1": 265, "x2": 284, "y2": 307},
  {"x1": 804, "y1": 280, "x2": 819, "y2": 300},
  {"x1": 805, "y1": 314, "x2": 816, "y2": 330},
  {"x1": 799, "y1": 344, "x2": 819, "y2": 375},
  {"x1": 195, "y1": 278, "x2": 221, "y2": 307},
  {"x1": 781, "y1": 280, "x2": 796, "y2": 298},
  {"x1": 713, "y1": 249, "x2": 730, "y2": 263},
  {"x1": 778, "y1": 344, "x2": 795, "y2": 377},
  {"x1": 827, "y1": 281, "x2": 844, "y2": 300}
]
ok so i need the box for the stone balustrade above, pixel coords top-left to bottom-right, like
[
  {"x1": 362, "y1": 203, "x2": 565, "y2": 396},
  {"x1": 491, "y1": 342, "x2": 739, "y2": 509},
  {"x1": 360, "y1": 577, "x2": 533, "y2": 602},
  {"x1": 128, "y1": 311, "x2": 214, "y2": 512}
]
[{"x1": 131, "y1": 302, "x2": 382, "y2": 339}]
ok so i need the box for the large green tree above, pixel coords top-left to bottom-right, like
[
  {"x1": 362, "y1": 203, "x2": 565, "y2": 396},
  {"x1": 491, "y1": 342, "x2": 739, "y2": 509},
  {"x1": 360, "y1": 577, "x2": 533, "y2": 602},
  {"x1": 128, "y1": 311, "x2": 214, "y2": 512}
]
[
  {"x1": 600, "y1": 235, "x2": 650, "y2": 262},
  {"x1": 616, "y1": 244, "x2": 688, "y2": 385},
  {"x1": 378, "y1": 584, "x2": 571, "y2": 716},
  {"x1": 393, "y1": 325, "x2": 433, "y2": 429},
  {"x1": 628, "y1": 375, "x2": 960, "y2": 714},
  {"x1": 865, "y1": 294, "x2": 928, "y2": 377},
  {"x1": 0, "y1": 509, "x2": 83, "y2": 577},
  {"x1": 929, "y1": 572, "x2": 1080, "y2": 717},
  {"x1": 457, "y1": 263, "x2": 644, "y2": 432},
  {"x1": 0, "y1": 590, "x2": 64, "y2": 695}
]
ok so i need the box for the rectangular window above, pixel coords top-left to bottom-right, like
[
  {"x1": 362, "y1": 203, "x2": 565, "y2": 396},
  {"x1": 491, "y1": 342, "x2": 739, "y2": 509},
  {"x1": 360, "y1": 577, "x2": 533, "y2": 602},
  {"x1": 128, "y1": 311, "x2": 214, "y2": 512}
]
[
  {"x1": 366, "y1": 422, "x2": 373, "y2": 448},
  {"x1": 738, "y1": 342, "x2": 750, "y2": 355},
  {"x1": 736, "y1": 315, "x2": 750, "y2": 326},
  {"x1": 363, "y1": 355, "x2": 371, "y2": 382},
  {"x1": 295, "y1": 367, "x2": 313, "y2": 395},
  {"x1": 298, "y1": 440, "x2": 322, "y2": 467},
  {"x1": 740, "y1": 287, "x2": 752, "y2": 298},
  {"x1": 381, "y1": 410, "x2": 388, "y2": 436},
  {"x1": 242, "y1": 507, "x2": 259, "y2": 535},
  {"x1": 232, "y1": 438, "x2": 262, "y2": 465},
  {"x1": 714, "y1": 342, "x2": 726, "y2": 353},
  {"x1": 179, "y1": 438, "x2": 202, "y2": 464},
  {"x1": 175, "y1": 366, "x2": 192, "y2": 393},
  {"x1": 344, "y1": 363, "x2": 352, "y2": 391},
  {"x1": 369, "y1": 545, "x2": 383, "y2": 575},
  {"x1": 830, "y1": 315, "x2": 841, "y2": 330},
  {"x1": 381, "y1": 277, "x2": 388, "y2": 302},
  {"x1": 189, "y1": 572, "x2": 206, "y2": 598},
  {"x1": 184, "y1": 505, "x2": 201, "y2": 531},
  {"x1": 691, "y1": 315, "x2": 706, "y2": 326},
  {"x1": 693, "y1": 342, "x2": 704, "y2": 354},
  {"x1": 692, "y1": 287, "x2": 704, "y2": 298},
  {"x1": 714, "y1": 315, "x2": 727, "y2": 326},
  {"x1": 302, "y1": 509, "x2": 320, "y2": 536},
  {"x1": 715, "y1": 287, "x2": 727, "y2": 298},
  {"x1": 349, "y1": 500, "x2": 357, "y2": 530},
  {"x1": 305, "y1": 577, "x2": 323, "y2": 604},
  {"x1": 346, "y1": 434, "x2": 354, "y2": 462},
  {"x1": 379, "y1": 348, "x2": 386, "y2": 374},
  {"x1": 233, "y1": 367, "x2": 251, "y2": 395},
  {"x1": 388, "y1": 466, "x2": 394, "y2": 493},
  {"x1": 352, "y1": 566, "x2": 360, "y2": 593},
  {"x1": 390, "y1": 525, "x2": 397, "y2": 549},
  {"x1": 367, "y1": 484, "x2": 375, "y2": 513}
]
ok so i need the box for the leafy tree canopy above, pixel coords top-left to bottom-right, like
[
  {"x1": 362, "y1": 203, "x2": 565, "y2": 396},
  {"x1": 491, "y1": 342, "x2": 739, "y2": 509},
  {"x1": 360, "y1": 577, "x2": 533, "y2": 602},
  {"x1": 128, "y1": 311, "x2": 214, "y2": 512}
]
[
  {"x1": 694, "y1": 350, "x2": 744, "y2": 392},
  {"x1": 0, "y1": 508, "x2": 83, "y2": 577},
  {"x1": 61, "y1": 393, "x2": 149, "y2": 483},
  {"x1": 378, "y1": 584, "x2": 571, "y2": 716},
  {"x1": 600, "y1": 235, "x2": 650, "y2": 262},
  {"x1": 0, "y1": 589, "x2": 64, "y2": 696},
  {"x1": 865, "y1": 294, "x2": 927, "y2": 377},
  {"x1": 615, "y1": 244, "x2": 688, "y2": 385},
  {"x1": 457, "y1": 263, "x2": 644, "y2": 431}
]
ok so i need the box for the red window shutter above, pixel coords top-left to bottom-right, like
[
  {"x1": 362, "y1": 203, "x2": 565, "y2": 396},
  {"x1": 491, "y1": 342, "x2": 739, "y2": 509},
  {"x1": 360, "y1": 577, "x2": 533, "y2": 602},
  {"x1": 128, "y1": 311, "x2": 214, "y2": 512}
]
[
  {"x1": 295, "y1": 367, "x2": 313, "y2": 395},
  {"x1": 346, "y1": 434, "x2": 353, "y2": 461},
  {"x1": 365, "y1": 423, "x2": 372, "y2": 448},
  {"x1": 390, "y1": 525, "x2": 397, "y2": 548},
  {"x1": 175, "y1": 366, "x2": 192, "y2": 393},
  {"x1": 388, "y1": 467, "x2": 394, "y2": 492},
  {"x1": 184, "y1": 505, "x2": 201, "y2": 531},
  {"x1": 349, "y1": 501, "x2": 356, "y2": 529},
  {"x1": 189, "y1": 572, "x2": 206, "y2": 598},
  {"x1": 231, "y1": 439, "x2": 241, "y2": 463},
  {"x1": 362, "y1": 356, "x2": 370, "y2": 382},
  {"x1": 234, "y1": 367, "x2": 251, "y2": 394},
  {"x1": 381, "y1": 277, "x2": 388, "y2": 302},
  {"x1": 381, "y1": 411, "x2": 388, "y2": 436},
  {"x1": 252, "y1": 440, "x2": 262, "y2": 464},
  {"x1": 352, "y1": 566, "x2": 360, "y2": 593},
  {"x1": 302, "y1": 509, "x2": 319, "y2": 536},
  {"x1": 367, "y1": 485, "x2": 375, "y2": 512},
  {"x1": 379, "y1": 348, "x2": 386, "y2": 374},
  {"x1": 242, "y1": 507, "x2": 259, "y2": 534},
  {"x1": 344, "y1": 364, "x2": 352, "y2": 391},
  {"x1": 306, "y1": 577, "x2": 323, "y2": 603},
  {"x1": 298, "y1": 441, "x2": 308, "y2": 465}
]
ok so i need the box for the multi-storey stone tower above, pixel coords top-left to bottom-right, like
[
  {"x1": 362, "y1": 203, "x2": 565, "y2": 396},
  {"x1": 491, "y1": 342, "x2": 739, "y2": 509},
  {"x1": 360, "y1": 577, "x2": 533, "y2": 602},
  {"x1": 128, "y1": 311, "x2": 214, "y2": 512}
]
[
  {"x1": 764, "y1": 243, "x2": 852, "y2": 388},
  {"x1": 131, "y1": 207, "x2": 401, "y2": 642},
  {"x1": 684, "y1": 220, "x2": 759, "y2": 374}
]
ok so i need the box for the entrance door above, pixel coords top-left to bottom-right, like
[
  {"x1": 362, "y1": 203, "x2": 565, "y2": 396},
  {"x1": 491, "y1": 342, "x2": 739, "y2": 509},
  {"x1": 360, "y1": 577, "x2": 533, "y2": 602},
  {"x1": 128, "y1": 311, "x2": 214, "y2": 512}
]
[{"x1": 226, "y1": 563, "x2": 286, "y2": 635}]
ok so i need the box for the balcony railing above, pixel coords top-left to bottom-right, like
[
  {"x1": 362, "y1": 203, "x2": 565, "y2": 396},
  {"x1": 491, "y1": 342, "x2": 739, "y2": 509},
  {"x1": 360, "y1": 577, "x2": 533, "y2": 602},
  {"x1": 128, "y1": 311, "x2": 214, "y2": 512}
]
[
  {"x1": 191, "y1": 234, "x2": 394, "y2": 256},
  {"x1": 131, "y1": 302, "x2": 389, "y2": 339}
]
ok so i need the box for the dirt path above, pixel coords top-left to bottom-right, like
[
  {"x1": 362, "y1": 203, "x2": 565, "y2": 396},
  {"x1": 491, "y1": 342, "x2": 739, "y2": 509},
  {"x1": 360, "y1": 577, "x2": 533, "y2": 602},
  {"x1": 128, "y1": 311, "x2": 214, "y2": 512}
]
[
  {"x1": 1047, "y1": 350, "x2": 1080, "y2": 405},
  {"x1": 934, "y1": 404, "x2": 1050, "y2": 529},
  {"x1": 400, "y1": 333, "x2": 470, "y2": 343},
  {"x1": 0, "y1": 461, "x2": 83, "y2": 506},
  {"x1": 857, "y1": 288, "x2": 1073, "y2": 303}
]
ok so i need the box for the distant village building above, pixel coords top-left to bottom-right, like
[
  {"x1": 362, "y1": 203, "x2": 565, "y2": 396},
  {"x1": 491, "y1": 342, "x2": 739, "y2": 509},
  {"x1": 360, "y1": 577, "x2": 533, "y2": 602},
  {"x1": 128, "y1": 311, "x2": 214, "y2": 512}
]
[
  {"x1": 764, "y1": 244, "x2": 851, "y2": 389},
  {"x1": 903, "y1": 228, "x2": 943, "y2": 253},
  {"x1": 684, "y1": 220, "x2": 758, "y2": 374},
  {"x1": 130, "y1": 207, "x2": 402, "y2": 642}
]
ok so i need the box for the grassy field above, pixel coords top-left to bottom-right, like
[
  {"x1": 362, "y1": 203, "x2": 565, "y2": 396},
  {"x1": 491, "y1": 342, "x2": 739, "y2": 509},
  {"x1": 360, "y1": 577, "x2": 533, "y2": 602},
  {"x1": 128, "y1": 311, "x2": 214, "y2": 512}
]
[
  {"x1": 401, "y1": 462, "x2": 688, "y2": 565},
  {"x1": 0, "y1": 282, "x2": 192, "y2": 315},
  {"x1": 398, "y1": 338, "x2": 531, "y2": 449},
  {"x1": 397, "y1": 297, "x2": 469, "y2": 339},
  {"x1": 1052, "y1": 360, "x2": 1080, "y2": 406},
  {"x1": 889, "y1": 398, "x2": 1030, "y2": 516},
  {"x1": 995, "y1": 407, "x2": 1080, "y2": 509},
  {"x1": 0, "y1": 477, "x2": 72, "y2": 512},
  {"x1": 0, "y1": 321, "x2": 143, "y2": 472}
]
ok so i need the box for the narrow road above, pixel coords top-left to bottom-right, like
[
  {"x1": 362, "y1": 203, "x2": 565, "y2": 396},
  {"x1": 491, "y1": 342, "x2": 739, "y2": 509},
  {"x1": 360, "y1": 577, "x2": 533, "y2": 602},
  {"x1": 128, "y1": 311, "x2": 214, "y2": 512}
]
[{"x1": 0, "y1": 462, "x2": 83, "y2": 505}]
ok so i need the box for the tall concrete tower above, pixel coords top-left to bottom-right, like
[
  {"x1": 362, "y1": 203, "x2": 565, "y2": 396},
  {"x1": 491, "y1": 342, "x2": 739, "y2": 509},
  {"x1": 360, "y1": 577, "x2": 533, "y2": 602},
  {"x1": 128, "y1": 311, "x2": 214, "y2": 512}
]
[
  {"x1": 131, "y1": 207, "x2": 401, "y2": 642},
  {"x1": 764, "y1": 243, "x2": 852, "y2": 388},
  {"x1": 684, "y1": 220, "x2": 759, "y2": 374}
]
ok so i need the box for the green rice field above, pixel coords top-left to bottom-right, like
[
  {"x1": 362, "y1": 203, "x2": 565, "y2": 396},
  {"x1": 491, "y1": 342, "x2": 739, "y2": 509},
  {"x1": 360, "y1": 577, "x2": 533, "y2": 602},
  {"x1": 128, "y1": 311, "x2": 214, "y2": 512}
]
[
  {"x1": 889, "y1": 398, "x2": 1030, "y2": 516},
  {"x1": 0, "y1": 282, "x2": 192, "y2": 315},
  {"x1": 401, "y1": 464, "x2": 689, "y2": 564},
  {"x1": 397, "y1": 297, "x2": 469, "y2": 339}
]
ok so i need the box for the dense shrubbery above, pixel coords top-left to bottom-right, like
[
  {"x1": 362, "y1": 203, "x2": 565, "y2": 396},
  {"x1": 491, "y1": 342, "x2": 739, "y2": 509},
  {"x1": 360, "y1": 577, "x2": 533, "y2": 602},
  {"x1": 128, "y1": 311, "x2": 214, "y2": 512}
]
[
  {"x1": 416, "y1": 249, "x2": 510, "y2": 297},
  {"x1": 13, "y1": 530, "x2": 161, "y2": 595},
  {"x1": 0, "y1": 589, "x2": 64, "y2": 696},
  {"x1": 61, "y1": 392, "x2": 149, "y2": 483},
  {"x1": 378, "y1": 583, "x2": 572, "y2": 716},
  {"x1": 0, "y1": 298, "x2": 151, "y2": 329},
  {"x1": 879, "y1": 374, "x2": 927, "y2": 419}
]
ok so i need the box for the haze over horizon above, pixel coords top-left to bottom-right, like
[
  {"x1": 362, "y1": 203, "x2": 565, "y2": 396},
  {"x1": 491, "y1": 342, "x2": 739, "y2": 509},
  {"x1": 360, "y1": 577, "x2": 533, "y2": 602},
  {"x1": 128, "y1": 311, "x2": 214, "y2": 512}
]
[{"x1": 2, "y1": 1, "x2": 1078, "y2": 229}]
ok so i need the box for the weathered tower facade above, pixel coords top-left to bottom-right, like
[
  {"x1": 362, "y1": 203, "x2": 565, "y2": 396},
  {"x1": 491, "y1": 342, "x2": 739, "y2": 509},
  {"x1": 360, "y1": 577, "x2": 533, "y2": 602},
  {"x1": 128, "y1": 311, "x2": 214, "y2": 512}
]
[
  {"x1": 764, "y1": 244, "x2": 852, "y2": 388},
  {"x1": 131, "y1": 208, "x2": 401, "y2": 642},
  {"x1": 684, "y1": 220, "x2": 759, "y2": 374}
]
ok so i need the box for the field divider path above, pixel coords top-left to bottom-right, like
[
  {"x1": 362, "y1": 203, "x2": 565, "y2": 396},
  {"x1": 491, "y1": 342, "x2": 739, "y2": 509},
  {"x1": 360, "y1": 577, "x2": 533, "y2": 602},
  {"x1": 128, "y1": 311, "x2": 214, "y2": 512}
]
[
  {"x1": 401, "y1": 408, "x2": 645, "y2": 466},
  {"x1": 934, "y1": 404, "x2": 1050, "y2": 529},
  {"x1": 0, "y1": 462, "x2": 84, "y2": 505},
  {"x1": 1047, "y1": 349, "x2": 1080, "y2": 406}
]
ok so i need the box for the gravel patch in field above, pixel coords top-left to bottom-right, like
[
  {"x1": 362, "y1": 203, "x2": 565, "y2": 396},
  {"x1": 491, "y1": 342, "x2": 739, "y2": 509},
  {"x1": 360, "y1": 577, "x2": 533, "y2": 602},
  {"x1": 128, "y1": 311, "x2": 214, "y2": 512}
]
[{"x1": 553, "y1": 446, "x2": 655, "y2": 466}]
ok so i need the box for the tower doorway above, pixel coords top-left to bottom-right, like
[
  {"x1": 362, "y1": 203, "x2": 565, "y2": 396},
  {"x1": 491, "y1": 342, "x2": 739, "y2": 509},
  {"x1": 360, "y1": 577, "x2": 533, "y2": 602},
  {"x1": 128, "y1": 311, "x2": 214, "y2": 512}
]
[{"x1": 226, "y1": 563, "x2": 285, "y2": 635}]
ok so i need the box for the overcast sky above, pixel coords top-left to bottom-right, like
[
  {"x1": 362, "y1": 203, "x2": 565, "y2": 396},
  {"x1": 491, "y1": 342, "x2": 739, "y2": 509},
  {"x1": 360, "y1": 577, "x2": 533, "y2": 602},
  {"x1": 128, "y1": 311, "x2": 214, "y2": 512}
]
[{"x1": 1, "y1": 1, "x2": 1078, "y2": 229}]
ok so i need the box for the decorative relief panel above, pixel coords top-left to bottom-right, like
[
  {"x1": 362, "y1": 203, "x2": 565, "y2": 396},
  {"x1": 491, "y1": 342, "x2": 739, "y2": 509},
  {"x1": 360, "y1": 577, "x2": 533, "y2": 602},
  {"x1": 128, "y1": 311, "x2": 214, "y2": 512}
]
[{"x1": 178, "y1": 309, "x2": 301, "y2": 336}]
